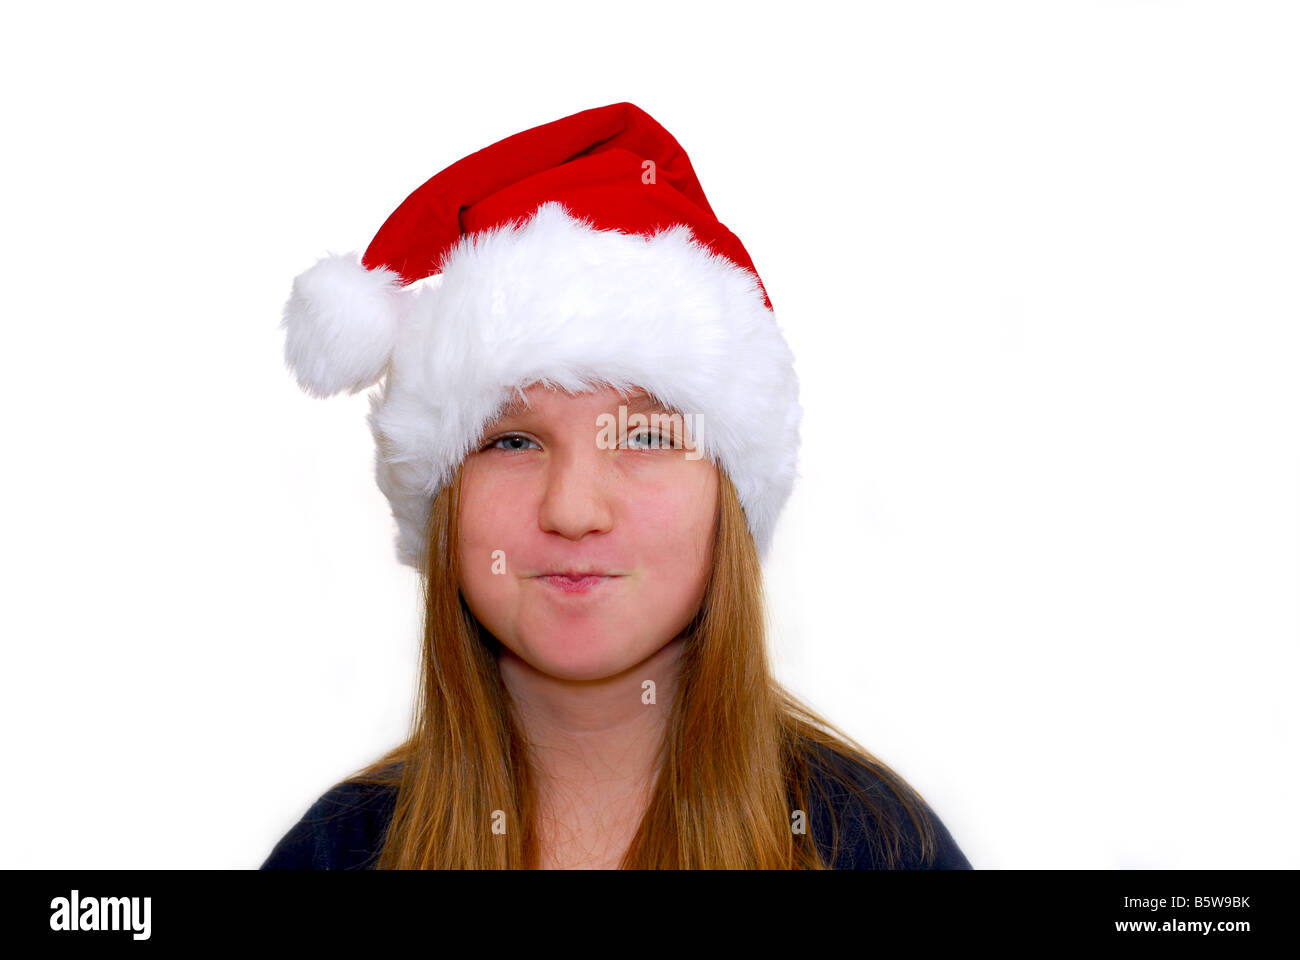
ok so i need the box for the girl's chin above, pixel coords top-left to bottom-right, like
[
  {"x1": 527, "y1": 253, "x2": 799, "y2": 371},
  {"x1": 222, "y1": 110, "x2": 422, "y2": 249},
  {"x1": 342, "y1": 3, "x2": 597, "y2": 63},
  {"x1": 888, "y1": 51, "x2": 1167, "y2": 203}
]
[{"x1": 508, "y1": 634, "x2": 653, "y2": 682}]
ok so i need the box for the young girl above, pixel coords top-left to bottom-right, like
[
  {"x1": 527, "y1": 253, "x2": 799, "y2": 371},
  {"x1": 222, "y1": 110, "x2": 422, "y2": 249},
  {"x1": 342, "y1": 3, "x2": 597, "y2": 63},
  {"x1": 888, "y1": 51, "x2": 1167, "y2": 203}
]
[{"x1": 263, "y1": 102, "x2": 971, "y2": 870}]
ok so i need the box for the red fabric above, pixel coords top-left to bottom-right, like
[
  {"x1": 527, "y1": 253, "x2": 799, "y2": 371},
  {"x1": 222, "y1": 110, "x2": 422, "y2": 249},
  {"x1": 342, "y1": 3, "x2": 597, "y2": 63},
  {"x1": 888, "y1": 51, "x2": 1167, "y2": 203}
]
[{"x1": 360, "y1": 102, "x2": 771, "y2": 310}]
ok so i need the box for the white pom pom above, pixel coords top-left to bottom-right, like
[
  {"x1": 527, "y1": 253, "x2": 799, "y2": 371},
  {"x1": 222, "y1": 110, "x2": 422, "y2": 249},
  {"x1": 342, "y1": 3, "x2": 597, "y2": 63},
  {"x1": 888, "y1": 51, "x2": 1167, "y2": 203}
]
[{"x1": 280, "y1": 252, "x2": 406, "y2": 398}]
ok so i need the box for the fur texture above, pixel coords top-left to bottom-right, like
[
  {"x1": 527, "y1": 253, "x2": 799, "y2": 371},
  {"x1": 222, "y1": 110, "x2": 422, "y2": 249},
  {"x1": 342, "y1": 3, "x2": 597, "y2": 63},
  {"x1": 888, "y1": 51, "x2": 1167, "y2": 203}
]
[
  {"x1": 290, "y1": 201, "x2": 802, "y2": 573},
  {"x1": 281, "y1": 253, "x2": 406, "y2": 398}
]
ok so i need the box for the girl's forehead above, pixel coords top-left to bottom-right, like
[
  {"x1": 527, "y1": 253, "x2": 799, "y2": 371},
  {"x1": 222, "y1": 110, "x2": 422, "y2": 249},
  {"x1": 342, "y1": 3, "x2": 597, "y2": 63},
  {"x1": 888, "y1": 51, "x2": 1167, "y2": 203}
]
[{"x1": 495, "y1": 385, "x2": 675, "y2": 420}]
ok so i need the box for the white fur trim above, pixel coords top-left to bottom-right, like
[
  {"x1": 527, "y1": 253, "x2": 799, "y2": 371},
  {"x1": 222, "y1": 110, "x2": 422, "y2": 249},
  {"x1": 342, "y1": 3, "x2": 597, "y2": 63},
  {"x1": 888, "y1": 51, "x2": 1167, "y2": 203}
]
[
  {"x1": 355, "y1": 201, "x2": 802, "y2": 573},
  {"x1": 281, "y1": 252, "x2": 407, "y2": 398}
]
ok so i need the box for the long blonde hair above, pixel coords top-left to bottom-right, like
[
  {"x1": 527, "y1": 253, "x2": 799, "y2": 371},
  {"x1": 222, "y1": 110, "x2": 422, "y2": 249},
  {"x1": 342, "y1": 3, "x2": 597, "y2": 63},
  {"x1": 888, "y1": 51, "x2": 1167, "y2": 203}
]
[{"x1": 345, "y1": 460, "x2": 941, "y2": 868}]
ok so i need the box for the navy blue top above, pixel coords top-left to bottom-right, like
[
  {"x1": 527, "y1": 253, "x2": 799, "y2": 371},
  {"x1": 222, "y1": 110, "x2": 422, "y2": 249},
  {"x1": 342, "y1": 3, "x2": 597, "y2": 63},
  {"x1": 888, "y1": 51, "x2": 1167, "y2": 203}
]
[{"x1": 261, "y1": 744, "x2": 971, "y2": 870}]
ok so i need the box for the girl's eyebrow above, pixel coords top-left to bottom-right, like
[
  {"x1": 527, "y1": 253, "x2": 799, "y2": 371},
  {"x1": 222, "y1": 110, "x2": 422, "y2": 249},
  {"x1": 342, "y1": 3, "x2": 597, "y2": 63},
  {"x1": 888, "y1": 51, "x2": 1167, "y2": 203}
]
[{"x1": 622, "y1": 394, "x2": 680, "y2": 415}]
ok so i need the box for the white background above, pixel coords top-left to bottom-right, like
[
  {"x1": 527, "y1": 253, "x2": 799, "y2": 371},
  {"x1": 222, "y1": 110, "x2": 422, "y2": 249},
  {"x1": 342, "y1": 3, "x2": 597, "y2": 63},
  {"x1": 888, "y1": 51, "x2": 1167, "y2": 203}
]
[{"x1": 1, "y1": 0, "x2": 1295, "y2": 869}]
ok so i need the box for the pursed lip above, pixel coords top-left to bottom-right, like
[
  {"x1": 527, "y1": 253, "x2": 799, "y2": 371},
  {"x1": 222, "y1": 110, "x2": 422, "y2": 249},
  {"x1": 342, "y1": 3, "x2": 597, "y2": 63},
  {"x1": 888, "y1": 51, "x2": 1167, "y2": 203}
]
[{"x1": 533, "y1": 571, "x2": 622, "y2": 596}]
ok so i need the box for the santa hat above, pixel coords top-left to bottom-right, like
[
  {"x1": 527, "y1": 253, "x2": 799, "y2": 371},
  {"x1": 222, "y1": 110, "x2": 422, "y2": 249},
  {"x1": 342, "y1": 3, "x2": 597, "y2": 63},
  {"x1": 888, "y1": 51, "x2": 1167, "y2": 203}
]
[{"x1": 281, "y1": 101, "x2": 801, "y2": 573}]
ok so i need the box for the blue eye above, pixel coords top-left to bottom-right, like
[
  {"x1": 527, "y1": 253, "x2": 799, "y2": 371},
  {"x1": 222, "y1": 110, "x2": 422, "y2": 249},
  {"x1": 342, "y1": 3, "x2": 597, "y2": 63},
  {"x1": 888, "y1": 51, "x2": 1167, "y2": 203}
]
[
  {"x1": 626, "y1": 429, "x2": 673, "y2": 450},
  {"x1": 484, "y1": 433, "x2": 540, "y2": 453}
]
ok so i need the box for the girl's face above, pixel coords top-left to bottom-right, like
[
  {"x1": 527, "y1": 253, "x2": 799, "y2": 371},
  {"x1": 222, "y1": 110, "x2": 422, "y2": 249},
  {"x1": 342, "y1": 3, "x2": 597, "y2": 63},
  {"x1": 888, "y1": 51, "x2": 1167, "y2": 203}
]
[{"x1": 457, "y1": 383, "x2": 718, "y2": 681}]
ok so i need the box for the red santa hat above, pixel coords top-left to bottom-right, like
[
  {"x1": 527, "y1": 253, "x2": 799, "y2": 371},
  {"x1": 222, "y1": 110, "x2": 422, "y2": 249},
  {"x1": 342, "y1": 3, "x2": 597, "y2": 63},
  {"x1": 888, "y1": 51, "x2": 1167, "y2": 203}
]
[{"x1": 281, "y1": 101, "x2": 801, "y2": 573}]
